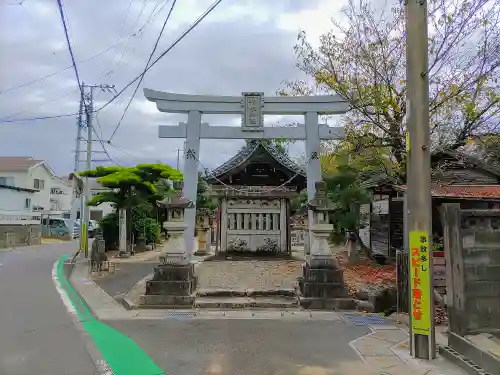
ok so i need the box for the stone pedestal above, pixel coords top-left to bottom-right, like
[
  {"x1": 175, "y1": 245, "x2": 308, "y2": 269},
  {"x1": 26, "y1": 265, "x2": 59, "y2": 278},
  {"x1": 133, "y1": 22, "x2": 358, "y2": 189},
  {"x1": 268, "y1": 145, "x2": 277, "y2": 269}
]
[
  {"x1": 142, "y1": 190, "x2": 197, "y2": 307},
  {"x1": 298, "y1": 182, "x2": 354, "y2": 310},
  {"x1": 142, "y1": 262, "x2": 197, "y2": 307},
  {"x1": 299, "y1": 254, "x2": 354, "y2": 309}
]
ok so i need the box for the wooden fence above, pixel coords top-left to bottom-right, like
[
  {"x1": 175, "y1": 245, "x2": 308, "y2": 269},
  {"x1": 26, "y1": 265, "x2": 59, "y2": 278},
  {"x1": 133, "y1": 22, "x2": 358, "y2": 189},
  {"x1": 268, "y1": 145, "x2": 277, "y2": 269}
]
[{"x1": 396, "y1": 249, "x2": 409, "y2": 313}]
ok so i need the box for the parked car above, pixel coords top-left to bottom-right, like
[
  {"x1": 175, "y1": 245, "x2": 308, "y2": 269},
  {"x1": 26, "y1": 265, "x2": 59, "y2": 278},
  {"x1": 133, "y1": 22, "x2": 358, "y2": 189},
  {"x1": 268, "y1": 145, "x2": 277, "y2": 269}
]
[
  {"x1": 88, "y1": 220, "x2": 99, "y2": 238},
  {"x1": 73, "y1": 219, "x2": 98, "y2": 239}
]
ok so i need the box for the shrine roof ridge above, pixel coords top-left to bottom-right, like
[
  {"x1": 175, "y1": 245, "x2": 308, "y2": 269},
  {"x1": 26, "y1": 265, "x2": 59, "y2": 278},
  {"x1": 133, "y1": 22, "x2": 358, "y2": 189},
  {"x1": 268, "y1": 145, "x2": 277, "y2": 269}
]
[{"x1": 208, "y1": 140, "x2": 306, "y2": 181}]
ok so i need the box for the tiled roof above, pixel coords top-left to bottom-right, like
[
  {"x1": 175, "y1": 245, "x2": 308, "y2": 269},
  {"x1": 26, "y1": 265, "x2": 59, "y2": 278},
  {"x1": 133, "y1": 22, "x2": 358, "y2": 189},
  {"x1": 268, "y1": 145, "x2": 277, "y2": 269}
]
[
  {"x1": 0, "y1": 157, "x2": 41, "y2": 171},
  {"x1": 209, "y1": 140, "x2": 306, "y2": 179},
  {"x1": 395, "y1": 185, "x2": 500, "y2": 199}
]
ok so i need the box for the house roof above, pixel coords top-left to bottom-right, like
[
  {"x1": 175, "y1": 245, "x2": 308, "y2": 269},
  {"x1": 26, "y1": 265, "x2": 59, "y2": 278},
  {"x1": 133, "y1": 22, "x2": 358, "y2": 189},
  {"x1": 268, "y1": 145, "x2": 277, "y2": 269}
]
[
  {"x1": 432, "y1": 149, "x2": 500, "y2": 179},
  {"x1": 394, "y1": 184, "x2": 500, "y2": 199},
  {"x1": 0, "y1": 156, "x2": 56, "y2": 176},
  {"x1": 209, "y1": 140, "x2": 306, "y2": 181},
  {"x1": 0, "y1": 157, "x2": 41, "y2": 171}
]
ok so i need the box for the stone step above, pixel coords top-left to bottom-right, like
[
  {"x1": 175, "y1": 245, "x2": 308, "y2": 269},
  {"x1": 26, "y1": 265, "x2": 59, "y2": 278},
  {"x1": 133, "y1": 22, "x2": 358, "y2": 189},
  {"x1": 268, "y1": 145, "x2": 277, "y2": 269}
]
[
  {"x1": 196, "y1": 288, "x2": 297, "y2": 298},
  {"x1": 194, "y1": 296, "x2": 299, "y2": 309}
]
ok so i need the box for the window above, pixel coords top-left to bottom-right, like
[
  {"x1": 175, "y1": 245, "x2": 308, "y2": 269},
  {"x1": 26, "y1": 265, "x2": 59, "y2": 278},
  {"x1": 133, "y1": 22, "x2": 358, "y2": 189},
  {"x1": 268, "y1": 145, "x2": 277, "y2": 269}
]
[
  {"x1": 34, "y1": 179, "x2": 45, "y2": 189},
  {"x1": 0, "y1": 176, "x2": 14, "y2": 186},
  {"x1": 25, "y1": 198, "x2": 31, "y2": 209}
]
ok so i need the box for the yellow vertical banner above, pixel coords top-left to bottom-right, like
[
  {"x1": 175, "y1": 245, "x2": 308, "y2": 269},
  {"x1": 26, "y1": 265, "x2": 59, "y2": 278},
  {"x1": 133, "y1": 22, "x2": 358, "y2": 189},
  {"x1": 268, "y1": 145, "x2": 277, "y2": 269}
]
[
  {"x1": 81, "y1": 223, "x2": 86, "y2": 251},
  {"x1": 409, "y1": 231, "x2": 431, "y2": 335},
  {"x1": 406, "y1": 132, "x2": 411, "y2": 153}
]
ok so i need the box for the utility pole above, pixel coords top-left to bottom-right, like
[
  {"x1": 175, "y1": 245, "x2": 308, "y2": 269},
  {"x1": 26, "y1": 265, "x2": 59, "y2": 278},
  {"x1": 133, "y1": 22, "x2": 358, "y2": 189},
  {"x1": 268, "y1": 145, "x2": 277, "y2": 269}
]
[
  {"x1": 80, "y1": 83, "x2": 115, "y2": 258},
  {"x1": 70, "y1": 91, "x2": 85, "y2": 252},
  {"x1": 176, "y1": 141, "x2": 187, "y2": 170},
  {"x1": 405, "y1": 0, "x2": 435, "y2": 360},
  {"x1": 83, "y1": 85, "x2": 93, "y2": 258}
]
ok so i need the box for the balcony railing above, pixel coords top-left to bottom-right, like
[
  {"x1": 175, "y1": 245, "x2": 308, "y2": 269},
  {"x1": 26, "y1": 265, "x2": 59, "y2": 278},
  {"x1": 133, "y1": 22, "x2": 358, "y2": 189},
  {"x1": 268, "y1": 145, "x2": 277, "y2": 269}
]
[{"x1": 0, "y1": 210, "x2": 41, "y2": 225}]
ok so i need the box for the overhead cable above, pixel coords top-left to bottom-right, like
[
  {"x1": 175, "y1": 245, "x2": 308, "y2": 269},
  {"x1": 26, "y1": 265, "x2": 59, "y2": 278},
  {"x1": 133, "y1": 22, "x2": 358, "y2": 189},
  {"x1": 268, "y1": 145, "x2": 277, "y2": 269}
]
[
  {"x1": 108, "y1": 0, "x2": 178, "y2": 142},
  {"x1": 96, "y1": 0, "x2": 223, "y2": 114}
]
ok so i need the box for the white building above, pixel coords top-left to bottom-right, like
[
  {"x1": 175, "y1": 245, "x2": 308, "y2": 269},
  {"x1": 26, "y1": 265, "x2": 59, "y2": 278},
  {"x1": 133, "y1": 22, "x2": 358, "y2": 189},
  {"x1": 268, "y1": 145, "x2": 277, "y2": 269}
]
[
  {"x1": 0, "y1": 184, "x2": 40, "y2": 225},
  {"x1": 0, "y1": 157, "x2": 72, "y2": 216}
]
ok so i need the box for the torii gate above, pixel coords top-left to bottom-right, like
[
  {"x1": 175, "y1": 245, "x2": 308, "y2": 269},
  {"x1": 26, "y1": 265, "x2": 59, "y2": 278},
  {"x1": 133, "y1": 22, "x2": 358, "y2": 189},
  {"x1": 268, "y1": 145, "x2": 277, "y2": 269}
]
[{"x1": 144, "y1": 88, "x2": 350, "y2": 256}]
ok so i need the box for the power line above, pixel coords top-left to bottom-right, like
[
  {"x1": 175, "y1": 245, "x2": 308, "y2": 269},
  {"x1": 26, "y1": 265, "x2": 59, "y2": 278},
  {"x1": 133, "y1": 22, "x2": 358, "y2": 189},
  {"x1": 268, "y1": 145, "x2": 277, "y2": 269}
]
[
  {"x1": 96, "y1": 0, "x2": 223, "y2": 115},
  {"x1": 107, "y1": 142, "x2": 140, "y2": 160},
  {"x1": 109, "y1": 0, "x2": 178, "y2": 142},
  {"x1": 1, "y1": 0, "x2": 222, "y2": 126},
  {"x1": 55, "y1": 0, "x2": 83, "y2": 95},
  {"x1": 1, "y1": 88, "x2": 79, "y2": 120},
  {"x1": 0, "y1": 28, "x2": 139, "y2": 95},
  {"x1": 0, "y1": 113, "x2": 82, "y2": 123},
  {"x1": 99, "y1": 0, "x2": 149, "y2": 81},
  {"x1": 95, "y1": 0, "x2": 168, "y2": 101}
]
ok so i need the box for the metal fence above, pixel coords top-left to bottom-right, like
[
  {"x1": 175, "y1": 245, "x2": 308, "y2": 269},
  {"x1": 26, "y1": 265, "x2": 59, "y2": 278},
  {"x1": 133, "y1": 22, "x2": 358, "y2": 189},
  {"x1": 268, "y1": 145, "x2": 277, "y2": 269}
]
[{"x1": 396, "y1": 249, "x2": 409, "y2": 313}]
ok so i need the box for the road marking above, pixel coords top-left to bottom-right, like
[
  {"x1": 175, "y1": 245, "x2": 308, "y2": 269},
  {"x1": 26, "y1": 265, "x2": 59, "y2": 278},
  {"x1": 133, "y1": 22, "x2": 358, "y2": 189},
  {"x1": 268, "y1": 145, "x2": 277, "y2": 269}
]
[
  {"x1": 52, "y1": 259, "x2": 78, "y2": 318},
  {"x1": 52, "y1": 256, "x2": 166, "y2": 375}
]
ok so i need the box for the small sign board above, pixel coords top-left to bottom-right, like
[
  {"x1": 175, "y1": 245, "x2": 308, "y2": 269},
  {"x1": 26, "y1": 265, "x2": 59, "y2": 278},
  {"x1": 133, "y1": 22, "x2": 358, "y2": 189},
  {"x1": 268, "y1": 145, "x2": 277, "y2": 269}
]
[
  {"x1": 410, "y1": 231, "x2": 432, "y2": 336},
  {"x1": 241, "y1": 92, "x2": 264, "y2": 131}
]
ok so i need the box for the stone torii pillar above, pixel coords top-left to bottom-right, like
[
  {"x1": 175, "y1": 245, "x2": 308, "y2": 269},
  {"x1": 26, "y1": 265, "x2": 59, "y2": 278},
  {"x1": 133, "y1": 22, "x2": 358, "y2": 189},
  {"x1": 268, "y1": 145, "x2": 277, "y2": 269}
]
[{"x1": 144, "y1": 89, "x2": 350, "y2": 257}]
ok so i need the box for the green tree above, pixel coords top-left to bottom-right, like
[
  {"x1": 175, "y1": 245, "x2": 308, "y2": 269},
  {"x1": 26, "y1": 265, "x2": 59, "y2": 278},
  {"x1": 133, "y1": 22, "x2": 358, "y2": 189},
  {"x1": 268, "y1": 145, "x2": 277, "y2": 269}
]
[
  {"x1": 324, "y1": 161, "x2": 372, "y2": 259},
  {"x1": 197, "y1": 173, "x2": 218, "y2": 212},
  {"x1": 80, "y1": 164, "x2": 182, "y2": 249},
  {"x1": 283, "y1": 0, "x2": 500, "y2": 180}
]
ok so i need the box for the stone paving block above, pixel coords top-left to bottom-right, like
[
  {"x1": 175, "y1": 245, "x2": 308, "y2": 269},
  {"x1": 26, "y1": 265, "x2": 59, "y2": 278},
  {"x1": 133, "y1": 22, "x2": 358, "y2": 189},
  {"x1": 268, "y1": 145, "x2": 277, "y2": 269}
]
[
  {"x1": 353, "y1": 336, "x2": 395, "y2": 356},
  {"x1": 363, "y1": 355, "x2": 405, "y2": 369},
  {"x1": 369, "y1": 329, "x2": 408, "y2": 344},
  {"x1": 381, "y1": 364, "x2": 430, "y2": 375}
]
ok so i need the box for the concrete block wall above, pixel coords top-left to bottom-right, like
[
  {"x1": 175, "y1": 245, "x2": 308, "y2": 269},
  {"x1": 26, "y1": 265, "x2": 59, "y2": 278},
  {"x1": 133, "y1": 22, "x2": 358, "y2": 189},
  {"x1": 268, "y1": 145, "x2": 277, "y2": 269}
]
[
  {"x1": 461, "y1": 225, "x2": 500, "y2": 334},
  {"x1": 441, "y1": 204, "x2": 500, "y2": 336},
  {"x1": 0, "y1": 224, "x2": 41, "y2": 248}
]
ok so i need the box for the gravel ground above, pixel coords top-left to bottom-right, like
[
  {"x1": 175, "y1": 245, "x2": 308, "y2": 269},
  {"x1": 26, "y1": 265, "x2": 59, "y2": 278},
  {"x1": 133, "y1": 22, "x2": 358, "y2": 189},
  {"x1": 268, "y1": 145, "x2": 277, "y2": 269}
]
[{"x1": 196, "y1": 260, "x2": 303, "y2": 290}]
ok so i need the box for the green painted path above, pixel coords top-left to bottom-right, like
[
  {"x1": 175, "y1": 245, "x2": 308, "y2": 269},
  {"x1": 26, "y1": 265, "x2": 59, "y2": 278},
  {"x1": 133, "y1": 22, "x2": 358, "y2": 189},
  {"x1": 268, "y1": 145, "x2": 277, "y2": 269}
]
[{"x1": 57, "y1": 255, "x2": 166, "y2": 375}]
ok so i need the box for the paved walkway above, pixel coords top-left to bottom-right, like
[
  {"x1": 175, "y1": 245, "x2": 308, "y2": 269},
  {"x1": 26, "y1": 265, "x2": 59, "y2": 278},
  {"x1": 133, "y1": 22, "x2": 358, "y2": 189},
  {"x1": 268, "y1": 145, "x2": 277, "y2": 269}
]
[
  {"x1": 0, "y1": 242, "x2": 103, "y2": 375},
  {"x1": 196, "y1": 259, "x2": 303, "y2": 290},
  {"x1": 70, "y1": 259, "x2": 468, "y2": 375}
]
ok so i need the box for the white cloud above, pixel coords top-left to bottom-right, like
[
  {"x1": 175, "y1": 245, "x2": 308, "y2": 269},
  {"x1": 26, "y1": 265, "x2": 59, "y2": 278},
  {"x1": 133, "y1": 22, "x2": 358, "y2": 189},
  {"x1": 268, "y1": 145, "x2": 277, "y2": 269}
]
[
  {"x1": 277, "y1": 0, "x2": 347, "y2": 48},
  {"x1": 0, "y1": 0, "x2": 340, "y2": 175}
]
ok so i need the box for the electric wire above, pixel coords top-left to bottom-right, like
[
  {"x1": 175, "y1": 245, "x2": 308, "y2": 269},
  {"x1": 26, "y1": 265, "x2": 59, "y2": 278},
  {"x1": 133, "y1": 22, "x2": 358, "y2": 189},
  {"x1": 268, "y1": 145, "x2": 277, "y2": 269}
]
[
  {"x1": 1, "y1": 0, "x2": 222, "y2": 127},
  {"x1": 0, "y1": 24, "x2": 144, "y2": 95},
  {"x1": 108, "y1": 0, "x2": 178, "y2": 142},
  {"x1": 95, "y1": 0, "x2": 223, "y2": 115},
  {"x1": 55, "y1": 0, "x2": 83, "y2": 97}
]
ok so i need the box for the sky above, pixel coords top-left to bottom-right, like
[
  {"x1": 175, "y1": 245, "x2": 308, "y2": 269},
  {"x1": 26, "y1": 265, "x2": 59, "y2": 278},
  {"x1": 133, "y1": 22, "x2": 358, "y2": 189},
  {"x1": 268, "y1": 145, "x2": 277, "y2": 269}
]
[{"x1": 0, "y1": 0, "x2": 349, "y2": 177}]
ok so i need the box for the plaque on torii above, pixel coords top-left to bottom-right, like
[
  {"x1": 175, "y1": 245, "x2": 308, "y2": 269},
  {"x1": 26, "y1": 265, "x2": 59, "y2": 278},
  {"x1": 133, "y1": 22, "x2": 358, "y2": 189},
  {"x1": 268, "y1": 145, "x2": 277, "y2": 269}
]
[{"x1": 241, "y1": 92, "x2": 264, "y2": 131}]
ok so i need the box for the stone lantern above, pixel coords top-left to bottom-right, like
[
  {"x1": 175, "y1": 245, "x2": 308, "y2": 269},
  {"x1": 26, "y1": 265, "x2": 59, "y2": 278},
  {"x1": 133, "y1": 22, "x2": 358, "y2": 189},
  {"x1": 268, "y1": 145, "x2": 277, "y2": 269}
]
[
  {"x1": 195, "y1": 208, "x2": 213, "y2": 256},
  {"x1": 307, "y1": 181, "x2": 339, "y2": 262},
  {"x1": 141, "y1": 189, "x2": 197, "y2": 307},
  {"x1": 158, "y1": 190, "x2": 193, "y2": 265},
  {"x1": 299, "y1": 181, "x2": 353, "y2": 309}
]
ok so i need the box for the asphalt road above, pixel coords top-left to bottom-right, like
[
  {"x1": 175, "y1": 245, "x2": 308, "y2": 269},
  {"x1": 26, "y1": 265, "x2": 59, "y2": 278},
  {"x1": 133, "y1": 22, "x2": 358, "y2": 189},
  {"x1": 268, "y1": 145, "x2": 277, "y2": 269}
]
[
  {"x1": 106, "y1": 319, "x2": 370, "y2": 375},
  {"x1": 0, "y1": 243, "x2": 101, "y2": 375},
  {"x1": 0, "y1": 243, "x2": 374, "y2": 375}
]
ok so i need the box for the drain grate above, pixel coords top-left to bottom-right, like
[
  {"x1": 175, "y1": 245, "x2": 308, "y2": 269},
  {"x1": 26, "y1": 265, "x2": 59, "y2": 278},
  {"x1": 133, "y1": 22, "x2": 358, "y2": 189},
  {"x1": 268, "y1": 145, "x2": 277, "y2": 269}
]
[
  {"x1": 164, "y1": 311, "x2": 196, "y2": 318},
  {"x1": 343, "y1": 313, "x2": 389, "y2": 325}
]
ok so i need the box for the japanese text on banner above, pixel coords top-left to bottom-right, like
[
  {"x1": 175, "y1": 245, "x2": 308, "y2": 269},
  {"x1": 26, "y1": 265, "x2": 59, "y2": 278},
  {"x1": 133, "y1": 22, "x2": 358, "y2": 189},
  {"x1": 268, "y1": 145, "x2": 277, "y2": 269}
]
[{"x1": 409, "y1": 231, "x2": 431, "y2": 335}]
